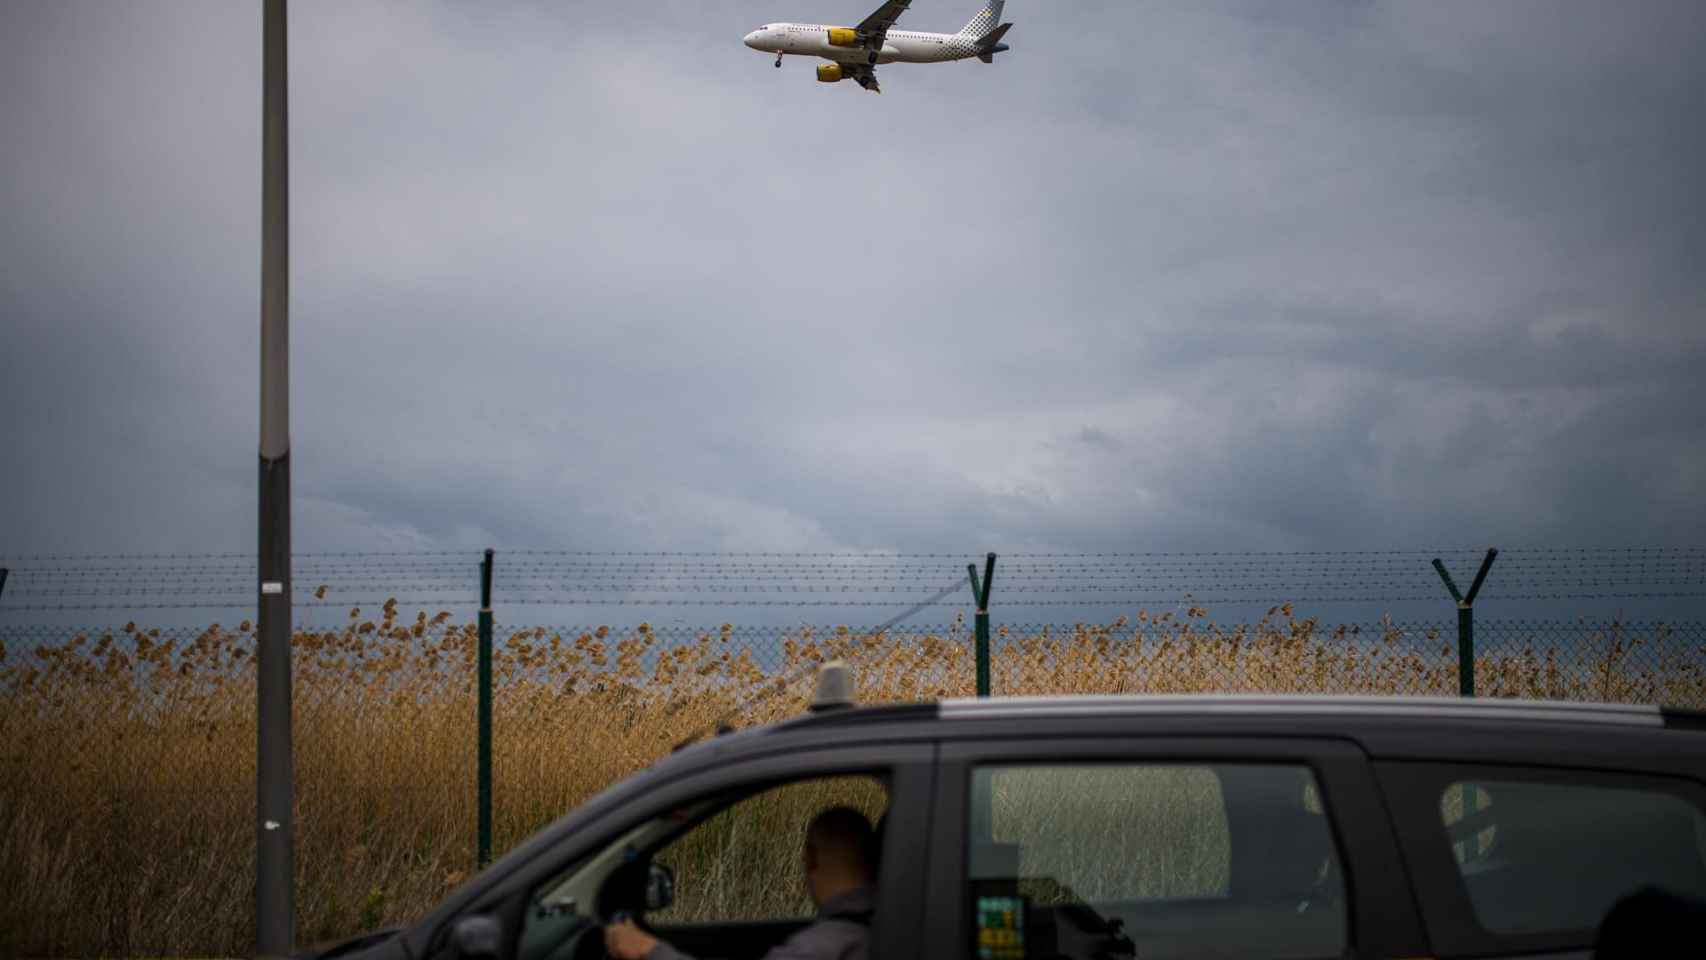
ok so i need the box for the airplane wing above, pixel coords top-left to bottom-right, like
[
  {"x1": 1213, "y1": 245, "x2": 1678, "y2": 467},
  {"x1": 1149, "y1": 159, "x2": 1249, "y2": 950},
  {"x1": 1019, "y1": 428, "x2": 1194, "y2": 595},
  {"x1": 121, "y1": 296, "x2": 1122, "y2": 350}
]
[
  {"x1": 846, "y1": 62, "x2": 882, "y2": 93},
  {"x1": 855, "y1": 0, "x2": 911, "y2": 48}
]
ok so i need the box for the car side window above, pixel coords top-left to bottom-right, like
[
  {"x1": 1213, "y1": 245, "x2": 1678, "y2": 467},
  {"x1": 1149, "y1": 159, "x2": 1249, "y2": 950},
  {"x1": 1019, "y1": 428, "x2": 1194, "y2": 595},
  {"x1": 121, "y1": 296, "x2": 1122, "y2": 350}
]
[
  {"x1": 1438, "y1": 777, "x2": 1706, "y2": 936},
  {"x1": 649, "y1": 774, "x2": 888, "y2": 924},
  {"x1": 517, "y1": 774, "x2": 889, "y2": 960},
  {"x1": 967, "y1": 763, "x2": 1345, "y2": 960}
]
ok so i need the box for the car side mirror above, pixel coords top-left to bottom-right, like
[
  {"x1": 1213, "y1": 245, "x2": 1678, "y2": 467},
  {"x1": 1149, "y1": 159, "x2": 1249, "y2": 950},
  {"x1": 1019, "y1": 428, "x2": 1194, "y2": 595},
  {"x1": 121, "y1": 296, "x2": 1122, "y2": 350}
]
[
  {"x1": 450, "y1": 914, "x2": 503, "y2": 960},
  {"x1": 645, "y1": 863, "x2": 675, "y2": 912}
]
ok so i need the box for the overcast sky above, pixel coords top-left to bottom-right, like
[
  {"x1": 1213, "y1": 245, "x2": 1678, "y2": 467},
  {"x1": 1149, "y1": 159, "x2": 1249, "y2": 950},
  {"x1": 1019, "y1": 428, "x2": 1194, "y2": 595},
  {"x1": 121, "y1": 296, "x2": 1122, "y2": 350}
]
[{"x1": 3, "y1": 0, "x2": 1704, "y2": 561}]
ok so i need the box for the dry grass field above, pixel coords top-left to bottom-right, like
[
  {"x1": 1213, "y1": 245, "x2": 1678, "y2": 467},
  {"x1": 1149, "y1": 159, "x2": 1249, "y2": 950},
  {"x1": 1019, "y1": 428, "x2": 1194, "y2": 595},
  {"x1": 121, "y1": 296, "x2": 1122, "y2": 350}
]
[{"x1": 1, "y1": 603, "x2": 1699, "y2": 956}]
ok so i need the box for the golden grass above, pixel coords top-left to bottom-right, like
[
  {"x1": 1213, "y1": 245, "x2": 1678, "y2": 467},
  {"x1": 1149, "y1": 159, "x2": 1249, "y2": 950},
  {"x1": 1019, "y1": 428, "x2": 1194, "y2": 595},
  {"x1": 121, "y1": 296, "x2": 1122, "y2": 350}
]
[
  {"x1": 985, "y1": 765, "x2": 1234, "y2": 902},
  {"x1": 0, "y1": 603, "x2": 1699, "y2": 956}
]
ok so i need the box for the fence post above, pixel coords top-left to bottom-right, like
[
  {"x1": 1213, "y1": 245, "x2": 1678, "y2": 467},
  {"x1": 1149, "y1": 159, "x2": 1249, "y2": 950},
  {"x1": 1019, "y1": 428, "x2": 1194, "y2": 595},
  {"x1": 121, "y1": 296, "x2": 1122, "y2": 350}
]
[
  {"x1": 967, "y1": 553, "x2": 997, "y2": 697},
  {"x1": 966, "y1": 554, "x2": 998, "y2": 852},
  {"x1": 478, "y1": 549, "x2": 494, "y2": 868},
  {"x1": 0, "y1": 567, "x2": 8, "y2": 602},
  {"x1": 1432, "y1": 549, "x2": 1498, "y2": 698}
]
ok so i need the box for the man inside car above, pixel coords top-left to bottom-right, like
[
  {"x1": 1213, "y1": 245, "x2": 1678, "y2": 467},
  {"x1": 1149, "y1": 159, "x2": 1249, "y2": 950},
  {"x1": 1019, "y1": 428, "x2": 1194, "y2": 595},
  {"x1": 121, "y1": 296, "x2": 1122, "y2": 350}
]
[{"x1": 605, "y1": 807, "x2": 876, "y2": 960}]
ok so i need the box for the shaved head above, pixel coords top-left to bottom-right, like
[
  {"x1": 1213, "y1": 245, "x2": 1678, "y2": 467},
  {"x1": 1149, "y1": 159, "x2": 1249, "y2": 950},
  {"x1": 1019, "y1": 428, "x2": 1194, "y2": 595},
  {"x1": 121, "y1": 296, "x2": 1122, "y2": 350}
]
[{"x1": 804, "y1": 806, "x2": 875, "y2": 893}]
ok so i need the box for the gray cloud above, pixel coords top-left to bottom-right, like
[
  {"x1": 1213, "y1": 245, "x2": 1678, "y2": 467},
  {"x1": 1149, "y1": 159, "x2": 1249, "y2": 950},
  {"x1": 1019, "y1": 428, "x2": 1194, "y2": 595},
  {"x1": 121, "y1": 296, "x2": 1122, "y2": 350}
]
[{"x1": 2, "y1": 0, "x2": 1703, "y2": 572}]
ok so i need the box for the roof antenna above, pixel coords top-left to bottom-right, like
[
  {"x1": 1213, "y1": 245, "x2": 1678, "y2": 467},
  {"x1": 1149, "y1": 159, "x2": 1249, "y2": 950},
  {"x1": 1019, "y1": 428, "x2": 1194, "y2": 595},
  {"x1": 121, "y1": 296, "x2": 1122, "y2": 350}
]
[
  {"x1": 673, "y1": 571, "x2": 971, "y2": 751},
  {"x1": 810, "y1": 661, "x2": 855, "y2": 713}
]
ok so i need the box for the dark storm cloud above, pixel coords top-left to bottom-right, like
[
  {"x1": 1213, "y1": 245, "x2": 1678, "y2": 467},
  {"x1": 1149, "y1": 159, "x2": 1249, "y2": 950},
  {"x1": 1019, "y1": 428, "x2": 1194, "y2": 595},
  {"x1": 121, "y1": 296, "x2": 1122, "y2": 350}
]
[{"x1": 2, "y1": 0, "x2": 1703, "y2": 565}]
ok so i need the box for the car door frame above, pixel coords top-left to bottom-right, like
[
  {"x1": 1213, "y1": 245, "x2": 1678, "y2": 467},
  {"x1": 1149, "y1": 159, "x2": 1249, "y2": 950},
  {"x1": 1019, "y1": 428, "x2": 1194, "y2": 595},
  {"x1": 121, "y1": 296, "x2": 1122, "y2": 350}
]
[
  {"x1": 922, "y1": 733, "x2": 1429, "y2": 960},
  {"x1": 414, "y1": 740, "x2": 937, "y2": 960}
]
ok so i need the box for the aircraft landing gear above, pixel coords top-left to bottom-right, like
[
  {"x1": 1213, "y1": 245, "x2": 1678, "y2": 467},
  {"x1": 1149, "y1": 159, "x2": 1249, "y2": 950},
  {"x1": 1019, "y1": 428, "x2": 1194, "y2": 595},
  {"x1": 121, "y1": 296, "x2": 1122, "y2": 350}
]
[{"x1": 774, "y1": 53, "x2": 783, "y2": 68}]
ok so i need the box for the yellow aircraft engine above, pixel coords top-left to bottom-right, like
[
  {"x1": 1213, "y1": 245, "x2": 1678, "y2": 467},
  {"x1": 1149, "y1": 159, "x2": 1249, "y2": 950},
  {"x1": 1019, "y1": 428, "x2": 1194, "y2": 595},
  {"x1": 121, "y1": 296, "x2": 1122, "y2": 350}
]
[
  {"x1": 826, "y1": 27, "x2": 858, "y2": 47},
  {"x1": 817, "y1": 63, "x2": 847, "y2": 83}
]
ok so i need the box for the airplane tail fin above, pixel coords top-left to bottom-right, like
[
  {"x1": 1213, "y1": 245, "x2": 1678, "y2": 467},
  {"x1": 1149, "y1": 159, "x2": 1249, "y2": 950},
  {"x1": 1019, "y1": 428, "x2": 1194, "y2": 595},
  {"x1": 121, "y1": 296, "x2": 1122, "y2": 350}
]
[
  {"x1": 957, "y1": 0, "x2": 1006, "y2": 39},
  {"x1": 975, "y1": 21, "x2": 1013, "y2": 62}
]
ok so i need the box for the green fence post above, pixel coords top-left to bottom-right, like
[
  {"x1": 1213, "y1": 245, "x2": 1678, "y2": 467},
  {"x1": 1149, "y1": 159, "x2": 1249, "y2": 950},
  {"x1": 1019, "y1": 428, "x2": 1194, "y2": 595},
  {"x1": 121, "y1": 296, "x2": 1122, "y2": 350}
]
[
  {"x1": 966, "y1": 554, "x2": 998, "y2": 850},
  {"x1": 968, "y1": 554, "x2": 997, "y2": 697},
  {"x1": 478, "y1": 549, "x2": 494, "y2": 868},
  {"x1": 1456, "y1": 606, "x2": 1474, "y2": 697},
  {"x1": 1433, "y1": 549, "x2": 1498, "y2": 698}
]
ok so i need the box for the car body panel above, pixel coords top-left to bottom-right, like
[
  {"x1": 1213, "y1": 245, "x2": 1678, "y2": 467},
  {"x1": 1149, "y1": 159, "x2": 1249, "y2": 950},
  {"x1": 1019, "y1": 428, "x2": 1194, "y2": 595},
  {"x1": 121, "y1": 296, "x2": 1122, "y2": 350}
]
[{"x1": 308, "y1": 695, "x2": 1706, "y2": 960}]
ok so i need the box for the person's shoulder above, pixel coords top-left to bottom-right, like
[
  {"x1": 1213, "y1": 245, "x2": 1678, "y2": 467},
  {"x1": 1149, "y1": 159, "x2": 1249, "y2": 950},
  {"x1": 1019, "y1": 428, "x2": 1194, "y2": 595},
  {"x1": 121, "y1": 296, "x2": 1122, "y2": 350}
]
[
  {"x1": 819, "y1": 886, "x2": 877, "y2": 917},
  {"x1": 769, "y1": 914, "x2": 870, "y2": 960}
]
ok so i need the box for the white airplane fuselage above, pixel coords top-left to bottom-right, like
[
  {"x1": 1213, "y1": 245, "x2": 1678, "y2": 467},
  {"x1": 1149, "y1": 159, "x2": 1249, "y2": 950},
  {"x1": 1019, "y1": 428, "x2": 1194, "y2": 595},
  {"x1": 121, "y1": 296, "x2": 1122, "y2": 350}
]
[{"x1": 743, "y1": 23, "x2": 979, "y2": 65}]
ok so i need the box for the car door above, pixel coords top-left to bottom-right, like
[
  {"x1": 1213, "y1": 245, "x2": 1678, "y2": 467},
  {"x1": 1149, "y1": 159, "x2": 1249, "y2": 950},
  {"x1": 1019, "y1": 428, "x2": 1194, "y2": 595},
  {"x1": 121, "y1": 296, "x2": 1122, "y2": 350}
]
[
  {"x1": 923, "y1": 734, "x2": 1428, "y2": 960},
  {"x1": 415, "y1": 741, "x2": 936, "y2": 960},
  {"x1": 1377, "y1": 760, "x2": 1706, "y2": 959}
]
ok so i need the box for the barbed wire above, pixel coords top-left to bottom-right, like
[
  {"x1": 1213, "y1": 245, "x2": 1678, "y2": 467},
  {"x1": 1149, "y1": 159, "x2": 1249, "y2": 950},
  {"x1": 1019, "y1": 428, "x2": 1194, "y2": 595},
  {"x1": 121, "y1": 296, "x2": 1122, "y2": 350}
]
[
  {"x1": 4, "y1": 546, "x2": 1700, "y2": 563},
  {"x1": 9, "y1": 578, "x2": 1701, "y2": 599},
  {"x1": 519, "y1": 552, "x2": 1664, "y2": 567},
  {"x1": 7, "y1": 593, "x2": 1706, "y2": 613},
  {"x1": 3, "y1": 549, "x2": 1702, "y2": 614},
  {"x1": 6, "y1": 576, "x2": 1703, "y2": 598},
  {"x1": 8, "y1": 571, "x2": 1700, "y2": 590},
  {"x1": 9, "y1": 560, "x2": 1701, "y2": 584},
  {"x1": 5, "y1": 617, "x2": 1699, "y2": 638},
  {"x1": 8, "y1": 553, "x2": 1699, "y2": 579}
]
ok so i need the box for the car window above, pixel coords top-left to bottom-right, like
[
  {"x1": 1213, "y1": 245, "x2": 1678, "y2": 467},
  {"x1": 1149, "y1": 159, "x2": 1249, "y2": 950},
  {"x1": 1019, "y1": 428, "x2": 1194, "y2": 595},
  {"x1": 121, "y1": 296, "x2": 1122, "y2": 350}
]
[
  {"x1": 1439, "y1": 778, "x2": 1706, "y2": 936},
  {"x1": 967, "y1": 763, "x2": 1345, "y2": 960},
  {"x1": 649, "y1": 774, "x2": 887, "y2": 924},
  {"x1": 517, "y1": 774, "x2": 888, "y2": 960}
]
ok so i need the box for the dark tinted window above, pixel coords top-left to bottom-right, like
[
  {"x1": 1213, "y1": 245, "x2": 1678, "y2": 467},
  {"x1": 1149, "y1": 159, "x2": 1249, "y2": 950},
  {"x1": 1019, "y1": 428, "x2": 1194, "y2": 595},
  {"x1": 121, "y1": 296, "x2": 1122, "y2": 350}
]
[
  {"x1": 967, "y1": 764, "x2": 1345, "y2": 960},
  {"x1": 1440, "y1": 779, "x2": 1706, "y2": 936}
]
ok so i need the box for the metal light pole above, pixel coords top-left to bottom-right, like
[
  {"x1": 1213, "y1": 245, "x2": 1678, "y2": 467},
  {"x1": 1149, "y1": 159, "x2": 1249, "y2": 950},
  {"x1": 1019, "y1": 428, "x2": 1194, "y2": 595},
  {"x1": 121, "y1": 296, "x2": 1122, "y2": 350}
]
[
  {"x1": 257, "y1": 0, "x2": 294, "y2": 955},
  {"x1": 478, "y1": 549, "x2": 494, "y2": 868}
]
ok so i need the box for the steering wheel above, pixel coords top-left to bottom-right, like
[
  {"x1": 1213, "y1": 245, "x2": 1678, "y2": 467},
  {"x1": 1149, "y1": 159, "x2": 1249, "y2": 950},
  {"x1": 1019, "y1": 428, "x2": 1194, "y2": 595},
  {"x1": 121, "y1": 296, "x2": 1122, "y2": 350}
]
[
  {"x1": 552, "y1": 908, "x2": 660, "y2": 960},
  {"x1": 543, "y1": 849, "x2": 661, "y2": 960}
]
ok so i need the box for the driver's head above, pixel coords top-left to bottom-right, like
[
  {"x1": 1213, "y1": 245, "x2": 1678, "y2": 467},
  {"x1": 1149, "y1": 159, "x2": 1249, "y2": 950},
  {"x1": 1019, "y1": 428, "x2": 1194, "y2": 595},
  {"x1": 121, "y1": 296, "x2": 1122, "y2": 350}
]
[{"x1": 801, "y1": 806, "x2": 874, "y2": 906}]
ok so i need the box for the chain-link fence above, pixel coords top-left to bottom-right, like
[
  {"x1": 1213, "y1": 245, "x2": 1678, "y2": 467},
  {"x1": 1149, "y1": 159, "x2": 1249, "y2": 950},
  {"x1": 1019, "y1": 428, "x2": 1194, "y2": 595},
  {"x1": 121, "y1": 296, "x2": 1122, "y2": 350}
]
[
  {"x1": 6, "y1": 547, "x2": 1702, "y2": 706},
  {"x1": 5, "y1": 614, "x2": 1703, "y2": 707}
]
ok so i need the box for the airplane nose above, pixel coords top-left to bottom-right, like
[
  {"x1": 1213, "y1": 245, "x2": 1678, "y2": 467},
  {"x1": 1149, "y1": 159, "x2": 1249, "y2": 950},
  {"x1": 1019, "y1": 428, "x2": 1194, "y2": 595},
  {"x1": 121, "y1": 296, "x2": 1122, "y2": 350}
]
[{"x1": 744, "y1": 31, "x2": 760, "y2": 49}]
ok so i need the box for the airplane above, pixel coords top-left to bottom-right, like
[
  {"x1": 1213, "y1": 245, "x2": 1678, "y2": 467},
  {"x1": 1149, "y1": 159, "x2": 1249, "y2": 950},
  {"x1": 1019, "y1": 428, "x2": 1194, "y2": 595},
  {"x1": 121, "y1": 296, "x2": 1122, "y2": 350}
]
[{"x1": 743, "y1": 0, "x2": 1013, "y2": 93}]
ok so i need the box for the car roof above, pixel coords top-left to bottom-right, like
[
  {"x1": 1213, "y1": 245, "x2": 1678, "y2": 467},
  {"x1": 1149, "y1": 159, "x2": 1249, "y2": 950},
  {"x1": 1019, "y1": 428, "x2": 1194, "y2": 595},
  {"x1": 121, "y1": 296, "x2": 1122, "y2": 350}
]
[
  {"x1": 768, "y1": 692, "x2": 1691, "y2": 736},
  {"x1": 714, "y1": 692, "x2": 1706, "y2": 781},
  {"x1": 935, "y1": 693, "x2": 1670, "y2": 727}
]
